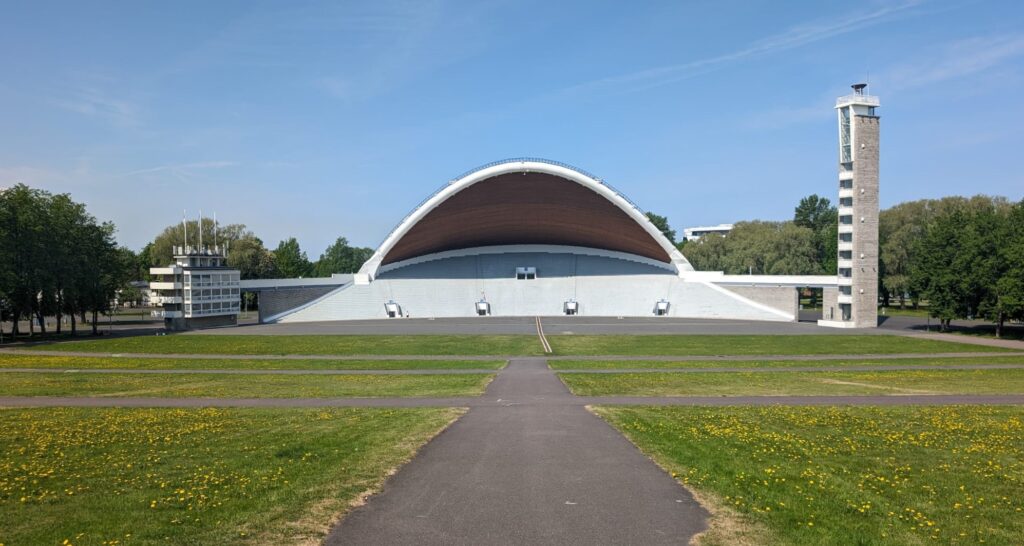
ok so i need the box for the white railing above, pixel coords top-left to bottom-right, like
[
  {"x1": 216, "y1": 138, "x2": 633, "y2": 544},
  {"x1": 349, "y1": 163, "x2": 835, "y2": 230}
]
[
  {"x1": 836, "y1": 94, "x2": 879, "y2": 107},
  {"x1": 187, "y1": 294, "x2": 241, "y2": 303},
  {"x1": 150, "y1": 296, "x2": 183, "y2": 305},
  {"x1": 186, "y1": 307, "x2": 240, "y2": 317},
  {"x1": 183, "y1": 281, "x2": 240, "y2": 288}
]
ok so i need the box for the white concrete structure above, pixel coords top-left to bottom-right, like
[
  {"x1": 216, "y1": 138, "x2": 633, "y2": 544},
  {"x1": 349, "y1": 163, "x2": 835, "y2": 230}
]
[
  {"x1": 260, "y1": 159, "x2": 840, "y2": 324},
  {"x1": 149, "y1": 246, "x2": 241, "y2": 330},
  {"x1": 683, "y1": 224, "x2": 733, "y2": 241}
]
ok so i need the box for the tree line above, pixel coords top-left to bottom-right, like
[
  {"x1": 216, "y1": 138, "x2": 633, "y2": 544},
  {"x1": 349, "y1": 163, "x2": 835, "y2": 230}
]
[
  {"x1": 899, "y1": 196, "x2": 1024, "y2": 336},
  {"x1": 143, "y1": 220, "x2": 374, "y2": 280},
  {"x1": 665, "y1": 194, "x2": 1024, "y2": 335},
  {"x1": 678, "y1": 194, "x2": 838, "y2": 276},
  {"x1": 0, "y1": 185, "x2": 132, "y2": 336}
]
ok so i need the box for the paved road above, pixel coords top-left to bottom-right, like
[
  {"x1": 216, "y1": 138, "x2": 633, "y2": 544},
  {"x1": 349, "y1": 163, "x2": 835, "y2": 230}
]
[
  {"x1": 4, "y1": 362, "x2": 1024, "y2": 376},
  {"x1": 4, "y1": 393, "x2": 1024, "y2": 408},
  {"x1": 0, "y1": 348, "x2": 509, "y2": 361},
  {"x1": 324, "y1": 358, "x2": 709, "y2": 546},
  {"x1": 3, "y1": 347, "x2": 1018, "y2": 362},
  {"x1": 194, "y1": 316, "x2": 896, "y2": 336}
]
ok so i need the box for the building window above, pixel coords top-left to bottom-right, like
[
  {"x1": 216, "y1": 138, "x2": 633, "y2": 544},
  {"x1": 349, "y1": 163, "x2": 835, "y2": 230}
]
[
  {"x1": 840, "y1": 179, "x2": 853, "y2": 189},
  {"x1": 515, "y1": 267, "x2": 537, "y2": 280},
  {"x1": 839, "y1": 250, "x2": 852, "y2": 260},
  {"x1": 840, "y1": 107, "x2": 852, "y2": 163},
  {"x1": 839, "y1": 232, "x2": 853, "y2": 242},
  {"x1": 840, "y1": 197, "x2": 853, "y2": 207},
  {"x1": 839, "y1": 215, "x2": 853, "y2": 225},
  {"x1": 839, "y1": 286, "x2": 852, "y2": 295},
  {"x1": 839, "y1": 268, "x2": 852, "y2": 278}
]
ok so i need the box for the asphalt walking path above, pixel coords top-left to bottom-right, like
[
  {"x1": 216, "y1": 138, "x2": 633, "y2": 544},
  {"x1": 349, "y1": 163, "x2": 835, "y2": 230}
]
[
  {"x1": 2, "y1": 347, "x2": 1020, "y2": 362},
  {"x1": 4, "y1": 394, "x2": 1024, "y2": 408},
  {"x1": 3, "y1": 363, "x2": 1024, "y2": 376},
  {"x1": 324, "y1": 358, "x2": 709, "y2": 546}
]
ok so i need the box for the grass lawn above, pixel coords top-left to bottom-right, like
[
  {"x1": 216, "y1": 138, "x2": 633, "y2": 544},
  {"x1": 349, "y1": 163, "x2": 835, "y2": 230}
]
[
  {"x1": 595, "y1": 405, "x2": 1024, "y2": 545},
  {"x1": 549, "y1": 355, "x2": 1024, "y2": 370},
  {"x1": 560, "y1": 369, "x2": 1024, "y2": 397},
  {"x1": 0, "y1": 353, "x2": 504, "y2": 370},
  {"x1": 879, "y1": 307, "x2": 931, "y2": 317},
  {"x1": 0, "y1": 372, "x2": 493, "y2": 398},
  {"x1": 26, "y1": 334, "x2": 542, "y2": 356},
  {"x1": 0, "y1": 407, "x2": 461, "y2": 545},
  {"x1": 547, "y1": 334, "x2": 1009, "y2": 356}
]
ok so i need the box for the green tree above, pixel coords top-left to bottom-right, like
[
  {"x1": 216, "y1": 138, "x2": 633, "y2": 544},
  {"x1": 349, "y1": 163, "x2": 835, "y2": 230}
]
[
  {"x1": 273, "y1": 238, "x2": 313, "y2": 278},
  {"x1": 227, "y1": 236, "x2": 279, "y2": 280},
  {"x1": 683, "y1": 221, "x2": 817, "y2": 275},
  {"x1": 0, "y1": 184, "x2": 131, "y2": 337},
  {"x1": 909, "y1": 202, "x2": 1007, "y2": 332},
  {"x1": 0, "y1": 185, "x2": 50, "y2": 336},
  {"x1": 880, "y1": 195, "x2": 1012, "y2": 310},
  {"x1": 148, "y1": 219, "x2": 251, "y2": 267},
  {"x1": 314, "y1": 237, "x2": 373, "y2": 276},
  {"x1": 794, "y1": 194, "x2": 835, "y2": 232},
  {"x1": 645, "y1": 212, "x2": 676, "y2": 245},
  {"x1": 76, "y1": 222, "x2": 126, "y2": 335},
  {"x1": 794, "y1": 194, "x2": 837, "y2": 275},
  {"x1": 991, "y1": 199, "x2": 1024, "y2": 336}
]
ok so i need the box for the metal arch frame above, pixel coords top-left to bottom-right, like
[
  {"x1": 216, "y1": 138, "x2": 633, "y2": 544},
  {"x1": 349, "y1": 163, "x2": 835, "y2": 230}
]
[{"x1": 358, "y1": 159, "x2": 694, "y2": 280}]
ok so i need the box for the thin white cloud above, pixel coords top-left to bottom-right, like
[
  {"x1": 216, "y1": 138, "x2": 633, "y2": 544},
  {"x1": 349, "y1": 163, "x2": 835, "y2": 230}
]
[
  {"x1": 122, "y1": 161, "x2": 237, "y2": 179},
  {"x1": 52, "y1": 86, "x2": 141, "y2": 127},
  {"x1": 882, "y1": 34, "x2": 1024, "y2": 90},
  {"x1": 554, "y1": 0, "x2": 927, "y2": 98}
]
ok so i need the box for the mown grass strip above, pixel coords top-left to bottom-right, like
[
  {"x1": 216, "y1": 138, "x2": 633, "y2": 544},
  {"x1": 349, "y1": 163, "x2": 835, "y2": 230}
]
[
  {"x1": 549, "y1": 355, "x2": 1024, "y2": 370},
  {"x1": 0, "y1": 372, "x2": 494, "y2": 398},
  {"x1": 25, "y1": 334, "x2": 543, "y2": 356},
  {"x1": 547, "y1": 334, "x2": 1010, "y2": 356},
  {"x1": 0, "y1": 353, "x2": 504, "y2": 370},
  {"x1": 560, "y1": 369, "x2": 1024, "y2": 397},
  {"x1": 0, "y1": 407, "x2": 462, "y2": 545},
  {"x1": 595, "y1": 405, "x2": 1024, "y2": 545}
]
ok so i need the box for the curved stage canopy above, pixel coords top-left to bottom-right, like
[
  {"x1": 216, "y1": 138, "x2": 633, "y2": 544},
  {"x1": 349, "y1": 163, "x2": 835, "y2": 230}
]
[{"x1": 359, "y1": 159, "x2": 693, "y2": 279}]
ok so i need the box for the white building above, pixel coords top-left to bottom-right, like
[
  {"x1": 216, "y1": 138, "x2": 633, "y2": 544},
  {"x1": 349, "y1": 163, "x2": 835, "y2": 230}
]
[
  {"x1": 682, "y1": 224, "x2": 733, "y2": 241},
  {"x1": 150, "y1": 246, "x2": 240, "y2": 330}
]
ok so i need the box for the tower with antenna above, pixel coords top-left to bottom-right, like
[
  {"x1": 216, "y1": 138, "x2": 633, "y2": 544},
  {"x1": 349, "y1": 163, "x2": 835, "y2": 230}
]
[
  {"x1": 149, "y1": 211, "x2": 240, "y2": 330},
  {"x1": 820, "y1": 83, "x2": 880, "y2": 328}
]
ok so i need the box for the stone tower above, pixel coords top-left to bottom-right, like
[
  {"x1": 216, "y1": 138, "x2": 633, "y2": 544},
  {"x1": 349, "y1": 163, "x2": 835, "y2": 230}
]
[{"x1": 821, "y1": 83, "x2": 879, "y2": 328}]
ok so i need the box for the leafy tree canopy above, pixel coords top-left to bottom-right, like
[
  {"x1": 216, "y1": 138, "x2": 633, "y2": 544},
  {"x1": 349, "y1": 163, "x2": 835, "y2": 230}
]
[
  {"x1": 313, "y1": 237, "x2": 373, "y2": 277},
  {"x1": 273, "y1": 237, "x2": 313, "y2": 278},
  {"x1": 645, "y1": 212, "x2": 676, "y2": 245}
]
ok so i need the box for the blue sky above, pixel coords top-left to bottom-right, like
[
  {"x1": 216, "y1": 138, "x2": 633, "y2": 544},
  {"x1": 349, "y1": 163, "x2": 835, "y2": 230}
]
[{"x1": 2, "y1": 0, "x2": 1022, "y2": 253}]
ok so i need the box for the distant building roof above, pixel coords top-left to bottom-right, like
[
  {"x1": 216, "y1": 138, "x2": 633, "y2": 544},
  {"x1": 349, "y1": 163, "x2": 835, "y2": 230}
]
[{"x1": 683, "y1": 224, "x2": 733, "y2": 240}]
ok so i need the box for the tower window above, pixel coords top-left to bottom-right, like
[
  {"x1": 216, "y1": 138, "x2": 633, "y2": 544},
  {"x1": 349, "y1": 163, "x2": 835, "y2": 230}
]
[
  {"x1": 840, "y1": 197, "x2": 853, "y2": 207},
  {"x1": 839, "y1": 232, "x2": 853, "y2": 242},
  {"x1": 839, "y1": 107, "x2": 852, "y2": 163}
]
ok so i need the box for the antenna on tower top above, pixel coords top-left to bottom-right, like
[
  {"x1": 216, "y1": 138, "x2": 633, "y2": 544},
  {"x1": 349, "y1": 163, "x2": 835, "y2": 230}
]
[
  {"x1": 198, "y1": 210, "x2": 203, "y2": 252},
  {"x1": 182, "y1": 210, "x2": 188, "y2": 254}
]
